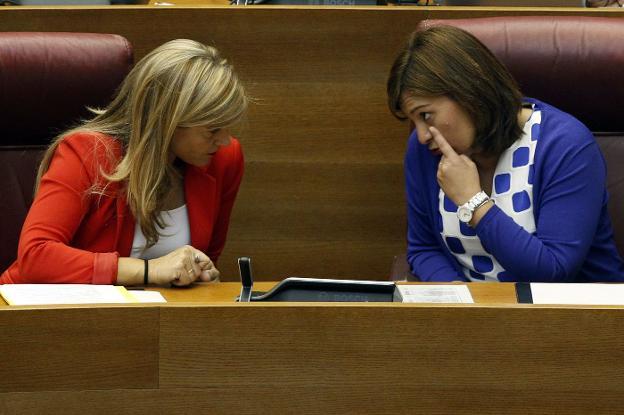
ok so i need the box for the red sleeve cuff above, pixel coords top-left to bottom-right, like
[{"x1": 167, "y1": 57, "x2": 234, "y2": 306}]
[{"x1": 92, "y1": 252, "x2": 120, "y2": 285}]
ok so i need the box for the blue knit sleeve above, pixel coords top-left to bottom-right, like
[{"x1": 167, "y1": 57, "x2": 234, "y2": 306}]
[
  {"x1": 475, "y1": 110, "x2": 607, "y2": 282},
  {"x1": 405, "y1": 133, "x2": 466, "y2": 282}
]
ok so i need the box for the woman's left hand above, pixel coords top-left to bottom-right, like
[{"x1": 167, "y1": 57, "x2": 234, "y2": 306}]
[{"x1": 430, "y1": 126, "x2": 482, "y2": 206}]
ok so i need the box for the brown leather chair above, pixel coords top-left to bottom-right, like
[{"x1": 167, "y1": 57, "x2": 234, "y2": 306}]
[
  {"x1": 0, "y1": 32, "x2": 133, "y2": 272},
  {"x1": 391, "y1": 16, "x2": 624, "y2": 281}
]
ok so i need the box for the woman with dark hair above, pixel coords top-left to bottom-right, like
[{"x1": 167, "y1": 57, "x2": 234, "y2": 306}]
[{"x1": 387, "y1": 25, "x2": 624, "y2": 282}]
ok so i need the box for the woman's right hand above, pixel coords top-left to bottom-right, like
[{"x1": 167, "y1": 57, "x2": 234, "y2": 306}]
[
  {"x1": 430, "y1": 126, "x2": 482, "y2": 206},
  {"x1": 117, "y1": 245, "x2": 218, "y2": 286},
  {"x1": 148, "y1": 245, "x2": 216, "y2": 287}
]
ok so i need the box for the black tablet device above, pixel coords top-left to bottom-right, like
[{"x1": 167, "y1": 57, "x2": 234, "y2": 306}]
[
  {"x1": 248, "y1": 277, "x2": 398, "y2": 302},
  {"x1": 236, "y1": 256, "x2": 398, "y2": 302}
]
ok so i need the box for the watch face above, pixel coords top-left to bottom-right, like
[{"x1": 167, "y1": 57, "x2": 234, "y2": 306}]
[{"x1": 457, "y1": 206, "x2": 472, "y2": 223}]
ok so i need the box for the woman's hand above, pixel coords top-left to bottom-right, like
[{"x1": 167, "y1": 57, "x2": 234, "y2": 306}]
[
  {"x1": 196, "y1": 257, "x2": 221, "y2": 283},
  {"x1": 148, "y1": 245, "x2": 219, "y2": 286},
  {"x1": 430, "y1": 126, "x2": 482, "y2": 206}
]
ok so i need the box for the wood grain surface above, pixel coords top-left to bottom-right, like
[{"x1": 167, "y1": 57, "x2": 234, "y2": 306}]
[
  {"x1": 0, "y1": 307, "x2": 159, "y2": 392},
  {"x1": 2, "y1": 281, "x2": 624, "y2": 414}
]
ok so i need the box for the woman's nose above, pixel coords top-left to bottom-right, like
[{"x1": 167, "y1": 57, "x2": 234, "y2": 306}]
[
  {"x1": 215, "y1": 129, "x2": 232, "y2": 146},
  {"x1": 414, "y1": 122, "x2": 432, "y2": 145}
]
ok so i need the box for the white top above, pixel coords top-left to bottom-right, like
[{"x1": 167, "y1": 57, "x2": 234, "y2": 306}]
[
  {"x1": 130, "y1": 204, "x2": 191, "y2": 260},
  {"x1": 439, "y1": 106, "x2": 541, "y2": 282}
]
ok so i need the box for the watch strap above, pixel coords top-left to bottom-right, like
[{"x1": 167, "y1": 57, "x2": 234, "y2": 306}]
[
  {"x1": 468, "y1": 191, "x2": 490, "y2": 211},
  {"x1": 457, "y1": 191, "x2": 490, "y2": 223}
]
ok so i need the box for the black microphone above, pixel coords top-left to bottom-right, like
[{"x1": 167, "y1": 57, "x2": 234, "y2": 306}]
[{"x1": 237, "y1": 257, "x2": 253, "y2": 302}]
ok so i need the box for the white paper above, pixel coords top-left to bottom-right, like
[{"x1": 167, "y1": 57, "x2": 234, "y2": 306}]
[
  {"x1": 397, "y1": 285, "x2": 474, "y2": 303},
  {"x1": 0, "y1": 284, "x2": 165, "y2": 306},
  {"x1": 530, "y1": 283, "x2": 624, "y2": 305},
  {"x1": 128, "y1": 290, "x2": 167, "y2": 303}
]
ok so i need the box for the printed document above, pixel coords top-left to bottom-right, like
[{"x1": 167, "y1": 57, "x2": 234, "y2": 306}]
[{"x1": 397, "y1": 285, "x2": 474, "y2": 303}]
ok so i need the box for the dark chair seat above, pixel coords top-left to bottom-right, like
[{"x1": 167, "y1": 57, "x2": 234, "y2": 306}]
[{"x1": 0, "y1": 32, "x2": 133, "y2": 272}]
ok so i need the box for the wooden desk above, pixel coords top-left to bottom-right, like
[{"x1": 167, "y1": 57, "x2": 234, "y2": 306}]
[
  {"x1": 149, "y1": 0, "x2": 229, "y2": 5},
  {"x1": 0, "y1": 280, "x2": 517, "y2": 304},
  {"x1": 150, "y1": 280, "x2": 519, "y2": 302},
  {"x1": 2, "y1": 282, "x2": 624, "y2": 413}
]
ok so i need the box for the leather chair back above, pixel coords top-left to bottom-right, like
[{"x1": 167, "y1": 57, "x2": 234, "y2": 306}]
[
  {"x1": 0, "y1": 32, "x2": 133, "y2": 272},
  {"x1": 393, "y1": 16, "x2": 624, "y2": 281}
]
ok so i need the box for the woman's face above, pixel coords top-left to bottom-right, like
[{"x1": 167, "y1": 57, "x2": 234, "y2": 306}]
[
  {"x1": 170, "y1": 126, "x2": 231, "y2": 167},
  {"x1": 400, "y1": 93, "x2": 476, "y2": 157}
]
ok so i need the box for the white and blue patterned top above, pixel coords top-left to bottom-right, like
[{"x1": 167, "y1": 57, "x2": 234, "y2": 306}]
[{"x1": 438, "y1": 107, "x2": 540, "y2": 282}]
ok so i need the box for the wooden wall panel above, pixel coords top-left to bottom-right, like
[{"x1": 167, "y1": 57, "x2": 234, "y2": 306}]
[
  {"x1": 228, "y1": 161, "x2": 406, "y2": 279},
  {"x1": 0, "y1": 7, "x2": 622, "y2": 281}
]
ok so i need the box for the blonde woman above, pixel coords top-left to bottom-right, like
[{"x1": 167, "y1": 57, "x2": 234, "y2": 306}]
[{"x1": 1, "y1": 39, "x2": 248, "y2": 286}]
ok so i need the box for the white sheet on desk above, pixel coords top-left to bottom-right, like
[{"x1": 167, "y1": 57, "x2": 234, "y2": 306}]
[
  {"x1": 530, "y1": 283, "x2": 624, "y2": 305},
  {"x1": 129, "y1": 290, "x2": 166, "y2": 303},
  {"x1": 0, "y1": 284, "x2": 166, "y2": 305},
  {"x1": 397, "y1": 285, "x2": 474, "y2": 303}
]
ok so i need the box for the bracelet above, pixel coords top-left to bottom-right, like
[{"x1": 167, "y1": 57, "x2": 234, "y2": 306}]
[{"x1": 143, "y1": 259, "x2": 149, "y2": 285}]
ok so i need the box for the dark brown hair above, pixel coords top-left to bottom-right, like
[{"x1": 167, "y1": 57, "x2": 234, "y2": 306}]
[{"x1": 387, "y1": 25, "x2": 523, "y2": 156}]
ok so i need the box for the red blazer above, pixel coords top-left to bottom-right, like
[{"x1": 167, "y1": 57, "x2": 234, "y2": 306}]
[{"x1": 1, "y1": 132, "x2": 243, "y2": 284}]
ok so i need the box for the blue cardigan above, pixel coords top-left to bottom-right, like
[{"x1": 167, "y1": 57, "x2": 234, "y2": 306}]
[{"x1": 405, "y1": 98, "x2": 624, "y2": 282}]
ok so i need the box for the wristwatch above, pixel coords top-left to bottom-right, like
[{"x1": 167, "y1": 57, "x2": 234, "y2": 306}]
[{"x1": 457, "y1": 191, "x2": 490, "y2": 224}]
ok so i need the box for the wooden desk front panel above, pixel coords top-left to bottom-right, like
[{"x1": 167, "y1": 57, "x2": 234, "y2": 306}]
[
  {"x1": 0, "y1": 7, "x2": 622, "y2": 282},
  {"x1": 3, "y1": 282, "x2": 624, "y2": 414},
  {"x1": 0, "y1": 306, "x2": 159, "y2": 392},
  {"x1": 159, "y1": 304, "x2": 624, "y2": 413}
]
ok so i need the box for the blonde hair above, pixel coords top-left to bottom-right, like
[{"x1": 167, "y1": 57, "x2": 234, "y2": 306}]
[{"x1": 36, "y1": 39, "x2": 248, "y2": 247}]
